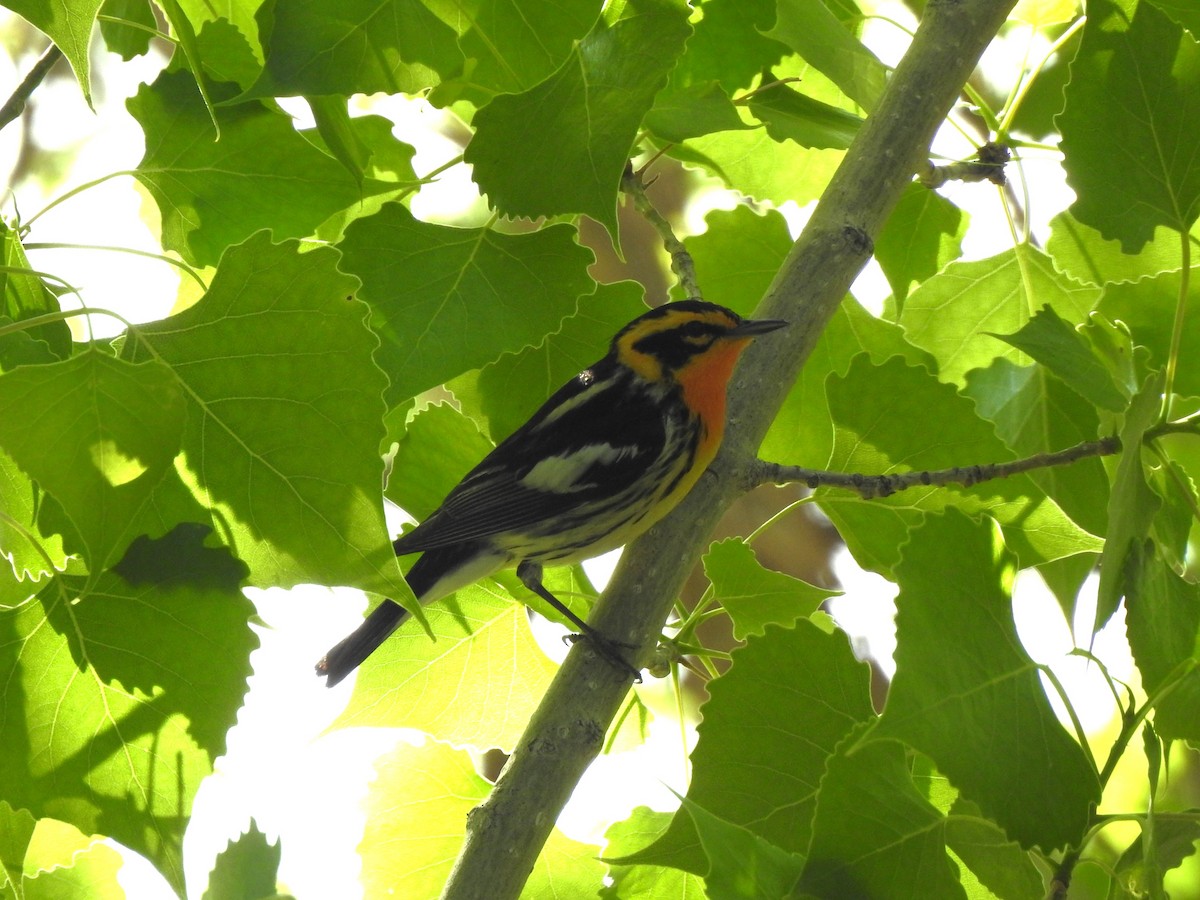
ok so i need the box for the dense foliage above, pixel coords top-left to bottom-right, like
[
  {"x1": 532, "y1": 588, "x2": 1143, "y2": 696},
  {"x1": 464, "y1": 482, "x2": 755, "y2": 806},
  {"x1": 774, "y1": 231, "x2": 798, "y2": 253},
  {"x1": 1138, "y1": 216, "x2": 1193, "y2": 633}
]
[{"x1": 1, "y1": 0, "x2": 1198, "y2": 897}]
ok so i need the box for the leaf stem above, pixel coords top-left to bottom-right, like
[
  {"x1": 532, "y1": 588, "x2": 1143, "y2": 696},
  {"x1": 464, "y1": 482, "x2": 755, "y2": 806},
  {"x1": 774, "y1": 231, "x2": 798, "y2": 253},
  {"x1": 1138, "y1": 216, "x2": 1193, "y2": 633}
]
[
  {"x1": 24, "y1": 171, "x2": 140, "y2": 228},
  {"x1": 23, "y1": 242, "x2": 208, "y2": 290},
  {"x1": 1161, "y1": 227, "x2": 1192, "y2": 412}
]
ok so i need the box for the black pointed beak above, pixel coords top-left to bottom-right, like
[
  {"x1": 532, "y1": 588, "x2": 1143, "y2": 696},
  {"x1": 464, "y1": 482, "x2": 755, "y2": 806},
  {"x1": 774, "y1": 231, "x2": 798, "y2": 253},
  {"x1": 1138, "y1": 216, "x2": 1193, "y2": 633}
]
[{"x1": 730, "y1": 317, "x2": 788, "y2": 338}]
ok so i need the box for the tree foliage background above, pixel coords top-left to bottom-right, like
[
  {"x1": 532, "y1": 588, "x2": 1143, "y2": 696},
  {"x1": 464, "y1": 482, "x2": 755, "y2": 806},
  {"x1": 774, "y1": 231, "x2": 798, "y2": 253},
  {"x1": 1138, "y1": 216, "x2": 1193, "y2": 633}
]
[{"x1": 1, "y1": 0, "x2": 1199, "y2": 897}]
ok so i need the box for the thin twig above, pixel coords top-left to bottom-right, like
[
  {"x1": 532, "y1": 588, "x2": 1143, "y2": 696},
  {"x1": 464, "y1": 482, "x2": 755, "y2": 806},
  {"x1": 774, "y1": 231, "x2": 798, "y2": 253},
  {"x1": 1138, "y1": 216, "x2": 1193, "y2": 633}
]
[
  {"x1": 0, "y1": 44, "x2": 64, "y2": 134},
  {"x1": 620, "y1": 164, "x2": 702, "y2": 301},
  {"x1": 749, "y1": 436, "x2": 1122, "y2": 498}
]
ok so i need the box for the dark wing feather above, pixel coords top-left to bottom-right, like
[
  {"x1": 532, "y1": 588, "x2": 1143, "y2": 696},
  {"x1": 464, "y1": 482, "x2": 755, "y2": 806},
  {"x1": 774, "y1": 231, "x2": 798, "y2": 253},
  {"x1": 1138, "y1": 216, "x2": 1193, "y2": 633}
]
[{"x1": 393, "y1": 362, "x2": 672, "y2": 553}]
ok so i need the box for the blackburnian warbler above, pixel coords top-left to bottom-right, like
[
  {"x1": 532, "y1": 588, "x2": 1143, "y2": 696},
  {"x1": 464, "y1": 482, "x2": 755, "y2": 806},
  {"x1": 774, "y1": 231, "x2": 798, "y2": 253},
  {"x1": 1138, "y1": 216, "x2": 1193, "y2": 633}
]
[{"x1": 316, "y1": 300, "x2": 786, "y2": 686}]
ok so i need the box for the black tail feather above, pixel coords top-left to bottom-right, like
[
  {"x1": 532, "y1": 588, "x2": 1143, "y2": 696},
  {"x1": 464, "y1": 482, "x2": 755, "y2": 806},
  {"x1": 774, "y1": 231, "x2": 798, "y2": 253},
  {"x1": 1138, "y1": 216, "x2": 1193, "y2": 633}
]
[{"x1": 315, "y1": 599, "x2": 409, "y2": 687}]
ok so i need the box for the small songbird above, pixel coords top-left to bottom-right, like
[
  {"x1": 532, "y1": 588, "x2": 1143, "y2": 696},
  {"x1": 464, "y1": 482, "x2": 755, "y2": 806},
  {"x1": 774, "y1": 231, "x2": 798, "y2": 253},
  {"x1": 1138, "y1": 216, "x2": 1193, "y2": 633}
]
[{"x1": 316, "y1": 300, "x2": 786, "y2": 686}]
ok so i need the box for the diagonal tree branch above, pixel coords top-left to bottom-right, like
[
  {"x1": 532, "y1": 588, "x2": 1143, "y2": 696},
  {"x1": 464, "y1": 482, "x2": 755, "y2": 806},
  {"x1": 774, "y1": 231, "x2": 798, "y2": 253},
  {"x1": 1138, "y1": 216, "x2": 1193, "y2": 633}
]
[
  {"x1": 440, "y1": 1, "x2": 1021, "y2": 897},
  {"x1": 0, "y1": 44, "x2": 63, "y2": 134}
]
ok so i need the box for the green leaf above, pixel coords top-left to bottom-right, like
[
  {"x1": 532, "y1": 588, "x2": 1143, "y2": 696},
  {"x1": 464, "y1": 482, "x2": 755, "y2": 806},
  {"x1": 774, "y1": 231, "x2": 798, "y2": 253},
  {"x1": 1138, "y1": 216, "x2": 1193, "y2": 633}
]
[
  {"x1": 963, "y1": 358, "x2": 1108, "y2": 552},
  {"x1": 129, "y1": 68, "x2": 370, "y2": 267},
  {"x1": 1, "y1": 221, "x2": 72, "y2": 360},
  {"x1": 306, "y1": 95, "x2": 370, "y2": 186},
  {"x1": 330, "y1": 583, "x2": 557, "y2": 751},
  {"x1": 898, "y1": 245, "x2": 1101, "y2": 387},
  {"x1": 822, "y1": 355, "x2": 1103, "y2": 576},
  {"x1": 5, "y1": 0, "x2": 103, "y2": 106},
  {"x1": 0, "y1": 526, "x2": 255, "y2": 891},
  {"x1": 1125, "y1": 541, "x2": 1200, "y2": 744},
  {"x1": 1146, "y1": 0, "x2": 1200, "y2": 37},
  {"x1": 876, "y1": 183, "x2": 967, "y2": 308},
  {"x1": 0, "y1": 801, "x2": 35, "y2": 893},
  {"x1": 432, "y1": 0, "x2": 603, "y2": 104},
  {"x1": 683, "y1": 205, "x2": 793, "y2": 313},
  {"x1": 871, "y1": 509, "x2": 1100, "y2": 851},
  {"x1": 677, "y1": 124, "x2": 843, "y2": 208},
  {"x1": 98, "y1": 0, "x2": 157, "y2": 59},
  {"x1": 799, "y1": 736, "x2": 966, "y2": 899},
  {"x1": 944, "y1": 810, "x2": 1046, "y2": 900},
  {"x1": 386, "y1": 402, "x2": 494, "y2": 521},
  {"x1": 623, "y1": 621, "x2": 873, "y2": 874},
  {"x1": 603, "y1": 808, "x2": 708, "y2": 899},
  {"x1": 644, "y1": 81, "x2": 753, "y2": 143},
  {"x1": 676, "y1": 794, "x2": 806, "y2": 900},
  {"x1": 0, "y1": 447, "x2": 68, "y2": 581},
  {"x1": 468, "y1": 281, "x2": 647, "y2": 443},
  {"x1": 361, "y1": 738, "x2": 604, "y2": 897},
  {"x1": 464, "y1": 0, "x2": 691, "y2": 238},
  {"x1": 125, "y1": 233, "x2": 404, "y2": 595},
  {"x1": 201, "y1": 820, "x2": 282, "y2": 900},
  {"x1": 1113, "y1": 813, "x2": 1200, "y2": 893},
  {"x1": 1096, "y1": 373, "x2": 1164, "y2": 629},
  {"x1": 703, "y1": 539, "x2": 837, "y2": 640},
  {"x1": 0, "y1": 351, "x2": 185, "y2": 574},
  {"x1": 989, "y1": 305, "x2": 1128, "y2": 411},
  {"x1": 668, "y1": 0, "x2": 787, "y2": 93},
  {"x1": 18, "y1": 816, "x2": 128, "y2": 899},
  {"x1": 765, "y1": 0, "x2": 888, "y2": 110},
  {"x1": 1045, "y1": 210, "x2": 1184, "y2": 287},
  {"x1": 763, "y1": 296, "x2": 935, "y2": 470},
  {"x1": 746, "y1": 80, "x2": 863, "y2": 150},
  {"x1": 242, "y1": 0, "x2": 461, "y2": 98},
  {"x1": 1098, "y1": 269, "x2": 1200, "y2": 399},
  {"x1": 338, "y1": 202, "x2": 594, "y2": 405},
  {"x1": 1059, "y1": 0, "x2": 1200, "y2": 251}
]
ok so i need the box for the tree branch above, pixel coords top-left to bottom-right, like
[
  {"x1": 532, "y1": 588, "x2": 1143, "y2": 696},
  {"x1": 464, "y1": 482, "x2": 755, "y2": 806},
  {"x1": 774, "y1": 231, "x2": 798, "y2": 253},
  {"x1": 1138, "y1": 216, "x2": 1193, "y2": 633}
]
[
  {"x1": 747, "y1": 436, "x2": 1122, "y2": 499},
  {"x1": 0, "y1": 44, "x2": 63, "y2": 134},
  {"x1": 439, "y1": 2, "x2": 1021, "y2": 897}
]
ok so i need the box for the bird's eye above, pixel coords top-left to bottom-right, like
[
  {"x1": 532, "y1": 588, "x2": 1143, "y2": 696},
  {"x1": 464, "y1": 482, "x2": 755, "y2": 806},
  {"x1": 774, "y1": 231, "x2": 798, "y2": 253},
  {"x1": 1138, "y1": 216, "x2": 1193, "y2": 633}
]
[{"x1": 680, "y1": 320, "x2": 709, "y2": 339}]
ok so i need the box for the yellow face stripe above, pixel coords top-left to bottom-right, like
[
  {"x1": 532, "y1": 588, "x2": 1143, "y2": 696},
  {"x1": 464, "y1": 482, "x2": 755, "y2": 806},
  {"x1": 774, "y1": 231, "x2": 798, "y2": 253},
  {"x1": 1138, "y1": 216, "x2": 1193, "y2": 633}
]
[{"x1": 614, "y1": 308, "x2": 740, "y2": 381}]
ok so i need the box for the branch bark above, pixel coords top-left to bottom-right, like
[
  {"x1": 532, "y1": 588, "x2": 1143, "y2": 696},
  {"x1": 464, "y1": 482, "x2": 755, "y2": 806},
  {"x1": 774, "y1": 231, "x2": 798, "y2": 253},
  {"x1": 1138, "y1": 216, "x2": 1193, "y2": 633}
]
[{"x1": 440, "y1": 1, "x2": 1020, "y2": 896}]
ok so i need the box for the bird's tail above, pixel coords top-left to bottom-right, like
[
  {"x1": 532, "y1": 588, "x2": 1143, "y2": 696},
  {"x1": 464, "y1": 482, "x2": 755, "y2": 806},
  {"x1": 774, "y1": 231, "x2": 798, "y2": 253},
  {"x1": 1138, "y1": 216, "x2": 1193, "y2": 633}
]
[{"x1": 315, "y1": 599, "x2": 408, "y2": 687}]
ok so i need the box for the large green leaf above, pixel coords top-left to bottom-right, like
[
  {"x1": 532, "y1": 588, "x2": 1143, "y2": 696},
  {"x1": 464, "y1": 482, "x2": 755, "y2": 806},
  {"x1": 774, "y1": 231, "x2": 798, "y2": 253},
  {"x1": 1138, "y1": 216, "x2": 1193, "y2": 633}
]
[
  {"x1": 4, "y1": 0, "x2": 103, "y2": 105},
  {"x1": 798, "y1": 737, "x2": 966, "y2": 899},
  {"x1": 0, "y1": 352, "x2": 185, "y2": 574},
  {"x1": 0, "y1": 221, "x2": 71, "y2": 361},
  {"x1": 464, "y1": 0, "x2": 691, "y2": 237},
  {"x1": 7, "y1": 813, "x2": 128, "y2": 900},
  {"x1": 1125, "y1": 541, "x2": 1200, "y2": 744},
  {"x1": 330, "y1": 582, "x2": 558, "y2": 752},
  {"x1": 876, "y1": 183, "x2": 967, "y2": 308},
  {"x1": 467, "y1": 281, "x2": 647, "y2": 443},
  {"x1": 1098, "y1": 269, "x2": 1200, "y2": 399},
  {"x1": 433, "y1": 0, "x2": 603, "y2": 103},
  {"x1": 821, "y1": 355, "x2": 1102, "y2": 576},
  {"x1": 765, "y1": 0, "x2": 887, "y2": 110},
  {"x1": 0, "y1": 525, "x2": 254, "y2": 891},
  {"x1": 989, "y1": 305, "x2": 1129, "y2": 412},
  {"x1": 124, "y1": 233, "x2": 404, "y2": 595},
  {"x1": 603, "y1": 808, "x2": 708, "y2": 899},
  {"x1": 360, "y1": 738, "x2": 605, "y2": 898},
  {"x1": 1096, "y1": 374, "x2": 1163, "y2": 629},
  {"x1": 1059, "y1": 0, "x2": 1200, "y2": 251},
  {"x1": 622, "y1": 620, "x2": 873, "y2": 874},
  {"x1": 338, "y1": 202, "x2": 594, "y2": 405},
  {"x1": 677, "y1": 795, "x2": 806, "y2": 899},
  {"x1": 129, "y1": 69, "x2": 372, "y2": 267},
  {"x1": 668, "y1": 0, "x2": 787, "y2": 93},
  {"x1": 870, "y1": 510, "x2": 1100, "y2": 851},
  {"x1": 1045, "y1": 210, "x2": 1184, "y2": 287},
  {"x1": 242, "y1": 0, "x2": 461, "y2": 98},
  {"x1": 962, "y1": 357, "x2": 1108, "y2": 562},
  {"x1": 703, "y1": 538, "x2": 836, "y2": 640},
  {"x1": 898, "y1": 245, "x2": 1101, "y2": 387}
]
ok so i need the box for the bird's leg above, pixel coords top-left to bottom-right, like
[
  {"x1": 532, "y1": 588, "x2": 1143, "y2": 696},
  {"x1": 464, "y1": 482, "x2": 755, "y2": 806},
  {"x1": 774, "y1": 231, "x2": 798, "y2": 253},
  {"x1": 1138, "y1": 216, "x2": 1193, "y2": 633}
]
[{"x1": 516, "y1": 560, "x2": 642, "y2": 683}]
